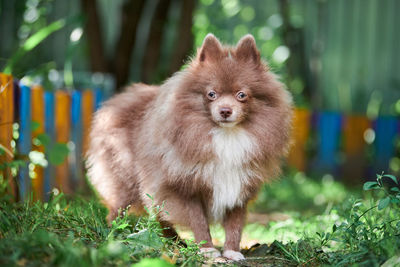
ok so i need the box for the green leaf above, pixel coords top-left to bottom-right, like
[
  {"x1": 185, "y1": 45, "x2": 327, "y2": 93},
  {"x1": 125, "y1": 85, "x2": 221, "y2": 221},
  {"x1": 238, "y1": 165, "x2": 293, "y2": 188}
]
[
  {"x1": 381, "y1": 255, "x2": 400, "y2": 267},
  {"x1": 116, "y1": 223, "x2": 129, "y2": 230},
  {"x1": 383, "y1": 174, "x2": 398, "y2": 184},
  {"x1": 390, "y1": 187, "x2": 400, "y2": 192},
  {"x1": 378, "y1": 196, "x2": 391, "y2": 210},
  {"x1": 48, "y1": 143, "x2": 69, "y2": 165},
  {"x1": 363, "y1": 181, "x2": 379, "y2": 190},
  {"x1": 391, "y1": 198, "x2": 400, "y2": 204},
  {"x1": 8, "y1": 160, "x2": 26, "y2": 168},
  {"x1": 127, "y1": 229, "x2": 163, "y2": 249},
  {"x1": 325, "y1": 233, "x2": 330, "y2": 240},
  {"x1": 133, "y1": 258, "x2": 174, "y2": 267},
  {"x1": 35, "y1": 133, "x2": 51, "y2": 147},
  {"x1": 31, "y1": 121, "x2": 41, "y2": 131}
]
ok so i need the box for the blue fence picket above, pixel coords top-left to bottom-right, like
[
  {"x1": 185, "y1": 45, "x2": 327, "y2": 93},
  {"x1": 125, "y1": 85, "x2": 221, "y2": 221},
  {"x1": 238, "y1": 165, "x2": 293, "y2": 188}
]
[
  {"x1": 70, "y1": 90, "x2": 83, "y2": 189},
  {"x1": 44, "y1": 91, "x2": 55, "y2": 200},
  {"x1": 317, "y1": 112, "x2": 342, "y2": 173},
  {"x1": 18, "y1": 84, "x2": 31, "y2": 200},
  {"x1": 374, "y1": 116, "x2": 399, "y2": 172},
  {"x1": 94, "y1": 88, "x2": 103, "y2": 111}
]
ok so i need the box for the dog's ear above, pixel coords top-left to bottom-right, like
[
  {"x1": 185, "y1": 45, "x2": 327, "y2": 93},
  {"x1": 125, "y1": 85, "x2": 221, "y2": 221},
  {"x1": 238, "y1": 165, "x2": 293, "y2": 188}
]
[
  {"x1": 235, "y1": 34, "x2": 260, "y2": 64},
  {"x1": 198, "y1": 34, "x2": 223, "y2": 62}
]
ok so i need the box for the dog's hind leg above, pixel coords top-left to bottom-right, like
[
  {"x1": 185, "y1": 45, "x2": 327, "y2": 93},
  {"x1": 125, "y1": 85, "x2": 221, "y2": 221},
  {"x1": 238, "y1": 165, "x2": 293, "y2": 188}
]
[{"x1": 159, "y1": 219, "x2": 179, "y2": 239}]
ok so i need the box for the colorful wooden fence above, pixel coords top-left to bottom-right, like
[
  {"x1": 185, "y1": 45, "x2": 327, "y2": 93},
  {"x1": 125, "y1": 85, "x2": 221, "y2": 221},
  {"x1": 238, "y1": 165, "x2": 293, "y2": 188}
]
[
  {"x1": 288, "y1": 110, "x2": 400, "y2": 184},
  {"x1": 1, "y1": 73, "x2": 400, "y2": 200},
  {"x1": 0, "y1": 74, "x2": 108, "y2": 201}
]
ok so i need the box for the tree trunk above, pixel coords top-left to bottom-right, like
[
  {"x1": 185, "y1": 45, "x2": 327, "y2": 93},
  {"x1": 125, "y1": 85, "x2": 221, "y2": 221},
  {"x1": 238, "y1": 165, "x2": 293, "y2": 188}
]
[
  {"x1": 80, "y1": 0, "x2": 108, "y2": 73},
  {"x1": 168, "y1": 0, "x2": 196, "y2": 75},
  {"x1": 141, "y1": 0, "x2": 172, "y2": 83},
  {"x1": 114, "y1": 0, "x2": 146, "y2": 90},
  {"x1": 279, "y1": 0, "x2": 310, "y2": 100}
]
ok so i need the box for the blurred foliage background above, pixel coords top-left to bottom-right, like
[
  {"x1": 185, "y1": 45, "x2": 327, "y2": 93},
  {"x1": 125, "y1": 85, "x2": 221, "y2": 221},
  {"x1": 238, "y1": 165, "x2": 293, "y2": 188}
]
[
  {"x1": 1, "y1": 0, "x2": 399, "y2": 113},
  {"x1": 1, "y1": 0, "x2": 400, "y2": 183}
]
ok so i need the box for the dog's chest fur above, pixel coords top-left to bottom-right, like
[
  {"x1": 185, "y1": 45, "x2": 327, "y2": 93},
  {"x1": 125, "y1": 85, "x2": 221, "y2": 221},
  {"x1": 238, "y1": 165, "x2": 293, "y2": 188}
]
[{"x1": 209, "y1": 127, "x2": 256, "y2": 221}]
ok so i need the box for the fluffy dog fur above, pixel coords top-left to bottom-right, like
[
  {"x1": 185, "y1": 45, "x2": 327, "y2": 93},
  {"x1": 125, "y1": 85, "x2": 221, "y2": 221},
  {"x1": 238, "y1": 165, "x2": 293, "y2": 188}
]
[{"x1": 86, "y1": 34, "x2": 293, "y2": 261}]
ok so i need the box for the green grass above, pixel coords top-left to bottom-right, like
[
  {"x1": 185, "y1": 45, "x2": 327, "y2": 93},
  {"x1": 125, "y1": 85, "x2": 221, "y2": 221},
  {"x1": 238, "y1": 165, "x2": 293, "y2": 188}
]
[
  {"x1": 0, "y1": 193, "x2": 203, "y2": 266},
  {"x1": 251, "y1": 170, "x2": 355, "y2": 215},
  {"x1": 243, "y1": 172, "x2": 400, "y2": 266},
  {"x1": 0, "y1": 173, "x2": 399, "y2": 266}
]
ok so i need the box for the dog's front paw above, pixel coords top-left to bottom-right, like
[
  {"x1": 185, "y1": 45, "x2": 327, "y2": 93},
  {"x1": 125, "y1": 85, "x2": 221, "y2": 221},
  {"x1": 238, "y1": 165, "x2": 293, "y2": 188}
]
[
  {"x1": 200, "y1": 247, "x2": 221, "y2": 258},
  {"x1": 223, "y1": 250, "x2": 245, "y2": 261}
]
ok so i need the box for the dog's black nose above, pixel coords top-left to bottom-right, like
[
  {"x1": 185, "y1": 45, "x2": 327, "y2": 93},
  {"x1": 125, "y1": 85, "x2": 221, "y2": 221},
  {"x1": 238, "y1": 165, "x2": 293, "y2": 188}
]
[{"x1": 220, "y1": 107, "x2": 232, "y2": 118}]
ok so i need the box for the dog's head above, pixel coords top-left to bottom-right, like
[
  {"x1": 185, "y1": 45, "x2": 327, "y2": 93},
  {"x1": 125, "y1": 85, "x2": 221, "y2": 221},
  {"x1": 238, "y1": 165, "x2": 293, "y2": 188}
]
[{"x1": 178, "y1": 33, "x2": 290, "y2": 129}]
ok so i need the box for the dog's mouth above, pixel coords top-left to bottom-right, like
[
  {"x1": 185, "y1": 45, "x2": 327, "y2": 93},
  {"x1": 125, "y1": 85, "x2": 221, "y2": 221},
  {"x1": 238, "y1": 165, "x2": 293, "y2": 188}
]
[{"x1": 217, "y1": 120, "x2": 238, "y2": 128}]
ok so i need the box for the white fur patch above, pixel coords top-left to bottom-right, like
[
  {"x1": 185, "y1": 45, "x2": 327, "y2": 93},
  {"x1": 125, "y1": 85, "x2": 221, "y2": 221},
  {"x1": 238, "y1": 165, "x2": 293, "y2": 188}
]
[
  {"x1": 200, "y1": 247, "x2": 221, "y2": 258},
  {"x1": 157, "y1": 126, "x2": 257, "y2": 222},
  {"x1": 223, "y1": 250, "x2": 245, "y2": 261},
  {"x1": 209, "y1": 127, "x2": 256, "y2": 221}
]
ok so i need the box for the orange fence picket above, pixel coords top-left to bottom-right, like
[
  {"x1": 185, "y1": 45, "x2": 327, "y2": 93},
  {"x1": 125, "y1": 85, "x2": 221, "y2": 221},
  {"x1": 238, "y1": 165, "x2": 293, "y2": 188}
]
[
  {"x1": 31, "y1": 85, "x2": 45, "y2": 200},
  {"x1": 288, "y1": 108, "x2": 311, "y2": 171},
  {"x1": 55, "y1": 90, "x2": 72, "y2": 193},
  {"x1": 342, "y1": 115, "x2": 371, "y2": 184},
  {"x1": 0, "y1": 74, "x2": 16, "y2": 198},
  {"x1": 82, "y1": 90, "x2": 94, "y2": 157},
  {"x1": 343, "y1": 115, "x2": 371, "y2": 156}
]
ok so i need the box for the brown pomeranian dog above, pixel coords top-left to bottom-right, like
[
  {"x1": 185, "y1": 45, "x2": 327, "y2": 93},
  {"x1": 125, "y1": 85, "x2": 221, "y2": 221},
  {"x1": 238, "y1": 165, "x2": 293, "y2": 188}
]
[{"x1": 87, "y1": 34, "x2": 292, "y2": 261}]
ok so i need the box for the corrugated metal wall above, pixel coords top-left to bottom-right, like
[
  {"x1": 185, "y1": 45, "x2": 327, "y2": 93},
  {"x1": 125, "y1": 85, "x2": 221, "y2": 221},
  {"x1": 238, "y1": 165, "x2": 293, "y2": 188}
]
[{"x1": 302, "y1": 0, "x2": 400, "y2": 114}]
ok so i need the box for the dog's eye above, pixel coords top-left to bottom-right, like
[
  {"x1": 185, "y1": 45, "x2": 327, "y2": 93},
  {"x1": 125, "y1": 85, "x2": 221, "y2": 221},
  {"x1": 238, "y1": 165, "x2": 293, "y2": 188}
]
[
  {"x1": 207, "y1": 90, "x2": 217, "y2": 100},
  {"x1": 236, "y1": 91, "x2": 248, "y2": 101}
]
